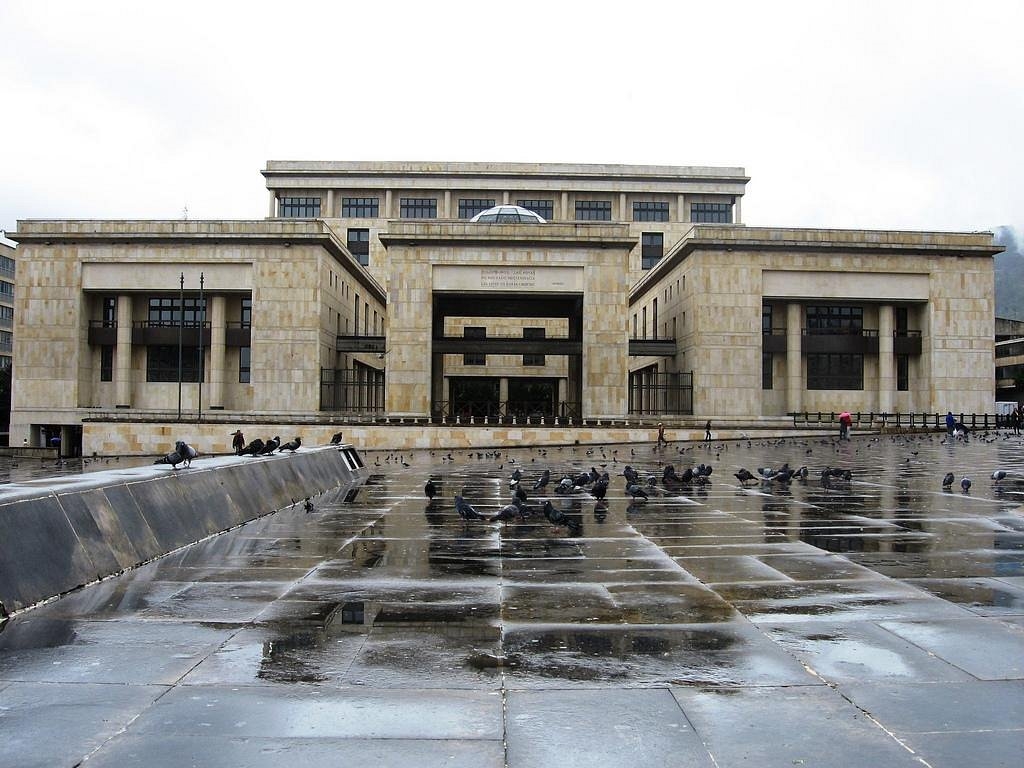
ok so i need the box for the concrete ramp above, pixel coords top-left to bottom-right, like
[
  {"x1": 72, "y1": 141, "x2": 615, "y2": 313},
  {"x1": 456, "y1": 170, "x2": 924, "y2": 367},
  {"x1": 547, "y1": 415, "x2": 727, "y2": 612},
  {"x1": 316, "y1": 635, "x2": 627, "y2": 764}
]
[{"x1": 0, "y1": 445, "x2": 368, "y2": 613}]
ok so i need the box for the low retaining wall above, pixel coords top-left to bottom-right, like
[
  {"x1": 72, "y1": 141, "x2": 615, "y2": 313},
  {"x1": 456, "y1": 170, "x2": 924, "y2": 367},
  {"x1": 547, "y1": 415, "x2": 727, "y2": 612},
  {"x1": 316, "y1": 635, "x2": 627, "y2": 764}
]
[{"x1": 0, "y1": 444, "x2": 368, "y2": 614}]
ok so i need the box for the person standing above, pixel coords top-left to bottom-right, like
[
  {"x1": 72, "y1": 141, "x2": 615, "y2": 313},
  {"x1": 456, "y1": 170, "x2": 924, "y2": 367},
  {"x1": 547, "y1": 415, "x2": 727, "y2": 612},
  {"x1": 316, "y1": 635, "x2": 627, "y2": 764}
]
[
  {"x1": 945, "y1": 411, "x2": 955, "y2": 436},
  {"x1": 839, "y1": 412, "x2": 853, "y2": 440},
  {"x1": 231, "y1": 430, "x2": 245, "y2": 454},
  {"x1": 657, "y1": 423, "x2": 666, "y2": 445},
  {"x1": 704, "y1": 420, "x2": 712, "y2": 441}
]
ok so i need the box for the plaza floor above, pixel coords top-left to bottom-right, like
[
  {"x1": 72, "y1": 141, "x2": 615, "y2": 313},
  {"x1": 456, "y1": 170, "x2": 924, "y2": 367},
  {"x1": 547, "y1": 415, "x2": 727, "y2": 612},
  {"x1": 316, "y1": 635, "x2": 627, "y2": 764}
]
[{"x1": 0, "y1": 433, "x2": 1022, "y2": 767}]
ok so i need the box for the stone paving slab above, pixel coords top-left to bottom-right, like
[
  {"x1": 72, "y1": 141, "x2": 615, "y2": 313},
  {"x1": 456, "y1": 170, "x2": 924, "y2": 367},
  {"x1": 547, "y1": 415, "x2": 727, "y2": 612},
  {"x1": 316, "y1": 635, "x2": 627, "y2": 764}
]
[
  {"x1": 506, "y1": 688, "x2": 714, "y2": 767},
  {"x1": 878, "y1": 618, "x2": 1024, "y2": 679},
  {"x1": 83, "y1": 735, "x2": 507, "y2": 768},
  {"x1": 0, "y1": 681, "x2": 168, "y2": 768},
  {"x1": 670, "y1": 685, "x2": 928, "y2": 768}
]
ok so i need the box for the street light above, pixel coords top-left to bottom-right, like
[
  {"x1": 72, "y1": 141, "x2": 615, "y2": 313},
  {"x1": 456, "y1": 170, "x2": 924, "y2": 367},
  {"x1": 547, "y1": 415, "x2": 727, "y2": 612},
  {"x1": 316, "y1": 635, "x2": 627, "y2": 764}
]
[{"x1": 177, "y1": 272, "x2": 184, "y2": 421}]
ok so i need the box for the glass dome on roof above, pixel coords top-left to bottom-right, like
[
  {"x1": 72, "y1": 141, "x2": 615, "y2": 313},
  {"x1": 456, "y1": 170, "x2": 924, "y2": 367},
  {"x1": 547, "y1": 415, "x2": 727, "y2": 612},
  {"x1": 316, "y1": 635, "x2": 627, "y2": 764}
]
[{"x1": 469, "y1": 204, "x2": 546, "y2": 223}]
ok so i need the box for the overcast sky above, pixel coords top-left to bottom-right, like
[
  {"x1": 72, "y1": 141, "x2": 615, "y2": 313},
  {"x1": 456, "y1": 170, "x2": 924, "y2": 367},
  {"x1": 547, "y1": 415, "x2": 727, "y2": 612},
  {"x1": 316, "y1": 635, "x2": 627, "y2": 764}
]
[{"x1": 2, "y1": 0, "x2": 1022, "y2": 243}]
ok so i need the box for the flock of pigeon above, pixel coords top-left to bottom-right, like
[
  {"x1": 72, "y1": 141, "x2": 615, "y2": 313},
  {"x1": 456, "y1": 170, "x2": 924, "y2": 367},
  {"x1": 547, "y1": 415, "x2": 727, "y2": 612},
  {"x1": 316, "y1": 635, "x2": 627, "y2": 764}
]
[{"x1": 153, "y1": 435, "x2": 302, "y2": 469}]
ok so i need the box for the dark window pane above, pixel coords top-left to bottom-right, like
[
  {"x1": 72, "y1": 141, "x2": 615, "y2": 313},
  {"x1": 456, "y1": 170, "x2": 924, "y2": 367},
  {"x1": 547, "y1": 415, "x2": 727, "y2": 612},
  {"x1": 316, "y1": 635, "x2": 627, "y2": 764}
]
[
  {"x1": 347, "y1": 228, "x2": 370, "y2": 266},
  {"x1": 575, "y1": 200, "x2": 611, "y2": 221},
  {"x1": 101, "y1": 346, "x2": 114, "y2": 382},
  {"x1": 762, "y1": 352, "x2": 773, "y2": 390},
  {"x1": 147, "y1": 345, "x2": 203, "y2": 383},
  {"x1": 690, "y1": 202, "x2": 732, "y2": 223},
  {"x1": 807, "y1": 353, "x2": 863, "y2": 390},
  {"x1": 641, "y1": 232, "x2": 664, "y2": 269},
  {"x1": 400, "y1": 198, "x2": 437, "y2": 219},
  {"x1": 341, "y1": 197, "x2": 379, "y2": 217},
  {"x1": 279, "y1": 197, "x2": 321, "y2": 217},
  {"x1": 633, "y1": 201, "x2": 669, "y2": 222}
]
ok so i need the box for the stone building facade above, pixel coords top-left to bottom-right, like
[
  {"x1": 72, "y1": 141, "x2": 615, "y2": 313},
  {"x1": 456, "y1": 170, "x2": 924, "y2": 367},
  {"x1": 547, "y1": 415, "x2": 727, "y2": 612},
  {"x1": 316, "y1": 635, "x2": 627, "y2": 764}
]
[{"x1": 8, "y1": 162, "x2": 1000, "y2": 455}]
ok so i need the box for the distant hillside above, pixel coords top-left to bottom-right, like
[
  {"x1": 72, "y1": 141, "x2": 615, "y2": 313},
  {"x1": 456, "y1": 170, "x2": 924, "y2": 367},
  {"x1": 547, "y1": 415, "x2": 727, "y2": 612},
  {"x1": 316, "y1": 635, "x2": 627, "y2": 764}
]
[{"x1": 994, "y1": 226, "x2": 1024, "y2": 321}]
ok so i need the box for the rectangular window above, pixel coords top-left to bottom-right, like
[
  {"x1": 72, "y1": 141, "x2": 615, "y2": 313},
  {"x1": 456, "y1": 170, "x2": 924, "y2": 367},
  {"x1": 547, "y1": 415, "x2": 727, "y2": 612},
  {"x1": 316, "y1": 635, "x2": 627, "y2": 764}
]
[
  {"x1": 100, "y1": 346, "x2": 114, "y2": 382},
  {"x1": 806, "y1": 306, "x2": 863, "y2": 334},
  {"x1": 347, "y1": 228, "x2": 370, "y2": 266},
  {"x1": 239, "y1": 346, "x2": 251, "y2": 384},
  {"x1": 642, "y1": 307, "x2": 647, "y2": 340},
  {"x1": 241, "y1": 298, "x2": 252, "y2": 328},
  {"x1": 895, "y1": 306, "x2": 909, "y2": 334},
  {"x1": 523, "y1": 327, "x2": 545, "y2": 366},
  {"x1": 897, "y1": 354, "x2": 909, "y2": 391},
  {"x1": 762, "y1": 305, "x2": 773, "y2": 334},
  {"x1": 148, "y1": 297, "x2": 206, "y2": 326},
  {"x1": 0, "y1": 255, "x2": 14, "y2": 274},
  {"x1": 341, "y1": 197, "x2": 379, "y2": 217},
  {"x1": 762, "y1": 352, "x2": 773, "y2": 390},
  {"x1": 807, "y1": 353, "x2": 863, "y2": 390},
  {"x1": 0, "y1": 305, "x2": 13, "y2": 321},
  {"x1": 101, "y1": 297, "x2": 117, "y2": 327},
  {"x1": 652, "y1": 298, "x2": 658, "y2": 340},
  {"x1": 0, "y1": 281, "x2": 13, "y2": 297},
  {"x1": 464, "y1": 326, "x2": 486, "y2": 366},
  {"x1": 458, "y1": 198, "x2": 495, "y2": 219},
  {"x1": 279, "y1": 197, "x2": 321, "y2": 217},
  {"x1": 575, "y1": 200, "x2": 612, "y2": 221},
  {"x1": 517, "y1": 199, "x2": 553, "y2": 220},
  {"x1": 633, "y1": 201, "x2": 669, "y2": 222},
  {"x1": 641, "y1": 232, "x2": 664, "y2": 269},
  {"x1": 691, "y1": 201, "x2": 732, "y2": 223},
  {"x1": 146, "y1": 345, "x2": 203, "y2": 383},
  {"x1": 400, "y1": 197, "x2": 437, "y2": 219}
]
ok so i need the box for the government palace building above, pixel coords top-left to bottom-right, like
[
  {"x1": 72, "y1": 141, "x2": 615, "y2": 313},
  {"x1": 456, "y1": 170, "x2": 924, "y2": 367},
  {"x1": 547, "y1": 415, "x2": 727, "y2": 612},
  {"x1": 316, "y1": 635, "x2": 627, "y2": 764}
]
[{"x1": 8, "y1": 161, "x2": 1000, "y2": 455}]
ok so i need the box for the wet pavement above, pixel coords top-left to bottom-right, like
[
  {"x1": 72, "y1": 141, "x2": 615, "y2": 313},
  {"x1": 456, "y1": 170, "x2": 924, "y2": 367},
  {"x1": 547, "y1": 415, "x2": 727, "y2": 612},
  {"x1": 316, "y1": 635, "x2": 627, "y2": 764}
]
[{"x1": 1, "y1": 433, "x2": 1023, "y2": 767}]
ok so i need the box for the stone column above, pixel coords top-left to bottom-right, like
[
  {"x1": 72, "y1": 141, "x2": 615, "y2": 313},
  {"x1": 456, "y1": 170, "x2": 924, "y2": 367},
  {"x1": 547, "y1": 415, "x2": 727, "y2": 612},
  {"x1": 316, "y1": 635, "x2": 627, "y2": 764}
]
[
  {"x1": 208, "y1": 295, "x2": 226, "y2": 409},
  {"x1": 443, "y1": 190, "x2": 451, "y2": 218},
  {"x1": 679, "y1": 194, "x2": 688, "y2": 223},
  {"x1": 115, "y1": 295, "x2": 133, "y2": 408},
  {"x1": 325, "y1": 190, "x2": 335, "y2": 218},
  {"x1": 561, "y1": 191, "x2": 569, "y2": 221},
  {"x1": 619, "y1": 192, "x2": 627, "y2": 222},
  {"x1": 385, "y1": 190, "x2": 393, "y2": 218},
  {"x1": 268, "y1": 189, "x2": 276, "y2": 217},
  {"x1": 786, "y1": 302, "x2": 802, "y2": 415},
  {"x1": 878, "y1": 304, "x2": 894, "y2": 413},
  {"x1": 499, "y1": 377, "x2": 508, "y2": 418},
  {"x1": 502, "y1": 191, "x2": 510, "y2": 204},
  {"x1": 734, "y1": 196, "x2": 742, "y2": 224}
]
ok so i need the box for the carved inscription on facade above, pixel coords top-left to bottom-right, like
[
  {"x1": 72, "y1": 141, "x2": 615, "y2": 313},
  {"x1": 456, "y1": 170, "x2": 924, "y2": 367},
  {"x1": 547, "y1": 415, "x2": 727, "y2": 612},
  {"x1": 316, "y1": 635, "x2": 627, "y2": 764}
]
[{"x1": 480, "y1": 267, "x2": 536, "y2": 289}]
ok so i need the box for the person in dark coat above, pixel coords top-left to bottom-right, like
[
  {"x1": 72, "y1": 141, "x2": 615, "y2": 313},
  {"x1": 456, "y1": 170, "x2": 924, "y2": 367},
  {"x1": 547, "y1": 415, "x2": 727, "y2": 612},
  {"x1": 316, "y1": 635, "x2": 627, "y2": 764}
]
[{"x1": 231, "y1": 430, "x2": 245, "y2": 455}]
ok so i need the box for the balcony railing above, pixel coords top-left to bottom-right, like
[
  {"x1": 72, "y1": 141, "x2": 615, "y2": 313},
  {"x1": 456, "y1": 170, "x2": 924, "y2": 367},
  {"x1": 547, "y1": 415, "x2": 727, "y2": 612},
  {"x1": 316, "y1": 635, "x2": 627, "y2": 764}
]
[{"x1": 430, "y1": 400, "x2": 582, "y2": 425}]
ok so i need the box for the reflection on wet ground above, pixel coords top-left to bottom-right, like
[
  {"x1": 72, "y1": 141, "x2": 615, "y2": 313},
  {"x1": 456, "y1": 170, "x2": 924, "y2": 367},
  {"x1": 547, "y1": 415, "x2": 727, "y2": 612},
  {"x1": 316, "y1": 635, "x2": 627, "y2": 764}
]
[{"x1": 2, "y1": 433, "x2": 1024, "y2": 767}]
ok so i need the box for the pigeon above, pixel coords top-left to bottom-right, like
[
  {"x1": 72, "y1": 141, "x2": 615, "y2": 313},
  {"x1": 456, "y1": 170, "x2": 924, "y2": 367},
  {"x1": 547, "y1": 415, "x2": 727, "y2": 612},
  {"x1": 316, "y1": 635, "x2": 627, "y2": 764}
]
[
  {"x1": 734, "y1": 468, "x2": 757, "y2": 485},
  {"x1": 278, "y1": 437, "x2": 302, "y2": 453},
  {"x1": 259, "y1": 436, "x2": 281, "y2": 455},
  {"x1": 303, "y1": 498, "x2": 314, "y2": 513},
  {"x1": 490, "y1": 498, "x2": 528, "y2": 524},
  {"x1": 154, "y1": 443, "x2": 186, "y2": 469},
  {"x1": 626, "y1": 483, "x2": 649, "y2": 501},
  {"x1": 991, "y1": 470, "x2": 1007, "y2": 482},
  {"x1": 542, "y1": 500, "x2": 582, "y2": 534},
  {"x1": 942, "y1": 472, "x2": 955, "y2": 489},
  {"x1": 424, "y1": 479, "x2": 438, "y2": 499},
  {"x1": 179, "y1": 442, "x2": 198, "y2": 467},
  {"x1": 960, "y1": 477, "x2": 972, "y2": 493},
  {"x1": 454, "y1": 494, "x2": 485, "y2": 521},
  {"x1": 330, "y1": 432, "x2": 344, "y2": 444},
  {"x1": 238, "y1": 438, "x2": 265, "y2": 456},
  {"x1": 512, "y1": 485, "x2": 529, "y2": 504},
  {"x1": 533, "y1": 469, "x2": 551, "y2": 491},
  {"x1": 590, "y1": 477, "x2": 609, "y2": 501}
]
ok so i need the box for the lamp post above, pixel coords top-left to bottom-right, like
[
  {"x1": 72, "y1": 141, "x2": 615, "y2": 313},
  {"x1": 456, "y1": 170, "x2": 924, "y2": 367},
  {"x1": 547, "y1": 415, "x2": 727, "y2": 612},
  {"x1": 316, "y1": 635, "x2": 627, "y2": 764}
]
[
  {"x1": 177, "y1": 272, "x2": 184, "y2": 421},
  {"x1": 198, "y1": 272, "x2": 204, "y2": 421}
]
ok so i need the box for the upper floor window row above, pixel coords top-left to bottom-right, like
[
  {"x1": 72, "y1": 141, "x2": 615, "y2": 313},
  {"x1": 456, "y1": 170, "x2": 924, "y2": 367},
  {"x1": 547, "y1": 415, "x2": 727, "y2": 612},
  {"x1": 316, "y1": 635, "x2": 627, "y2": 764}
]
[
  {"x1": 576, "y1": 200, "x2": 611, "y2": 221},
  {"x1": 633, "y1": 201, "x2": 669, "y2": 222},
  {"x1": 279, "y1": 197, "x2": 321, "y2": 218},
  {"x1": 458, "y1": 199, "x2": 495, "y2": 219},
  {"x1": 690, "y1": 201, "x2": 732, "y2": 223},
  {"x1": 806, "y1": 305, "x2": 863, "y2": 333},
  {"x1": 342, "y1": 197, "x2": 379, "y2": 218},
  {"x1": 0, "y1": 255, "x2": 14, "y2": 274},
  {"x1": 0, "y1": 281, "x2": 13, "y2": 296},
  {"x1": 400, "y1": 198, "x2": 437, "y2": 219},
  {"x1": 148, "y1": 297, "x2": 207, "y2": 326},
  {"x1": 517, "y1": 199, "x2": 554, "y2": 220}
]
